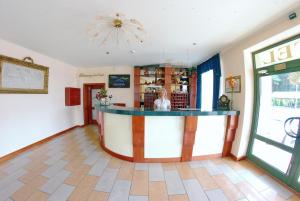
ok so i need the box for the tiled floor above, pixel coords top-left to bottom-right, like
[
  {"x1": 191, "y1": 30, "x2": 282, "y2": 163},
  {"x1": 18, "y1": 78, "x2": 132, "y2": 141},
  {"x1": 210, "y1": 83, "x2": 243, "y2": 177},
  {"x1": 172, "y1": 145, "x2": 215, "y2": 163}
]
[{"x1": 0, "y1": 125, "x2": 299, "y2": 201}]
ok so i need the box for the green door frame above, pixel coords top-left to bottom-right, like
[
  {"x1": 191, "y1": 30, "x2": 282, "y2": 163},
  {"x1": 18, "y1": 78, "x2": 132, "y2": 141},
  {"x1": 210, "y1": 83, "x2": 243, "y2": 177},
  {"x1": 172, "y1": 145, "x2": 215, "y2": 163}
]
[{"x1": 247, "y1": 34, "x2": 300, "y2": 191}]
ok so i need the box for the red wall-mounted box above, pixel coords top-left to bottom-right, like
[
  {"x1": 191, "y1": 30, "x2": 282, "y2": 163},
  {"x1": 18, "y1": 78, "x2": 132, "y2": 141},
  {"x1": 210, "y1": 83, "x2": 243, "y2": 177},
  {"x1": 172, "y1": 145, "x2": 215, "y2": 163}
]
[{"x1": 65, "y1": 87, "x2": 81, "y2": 106}]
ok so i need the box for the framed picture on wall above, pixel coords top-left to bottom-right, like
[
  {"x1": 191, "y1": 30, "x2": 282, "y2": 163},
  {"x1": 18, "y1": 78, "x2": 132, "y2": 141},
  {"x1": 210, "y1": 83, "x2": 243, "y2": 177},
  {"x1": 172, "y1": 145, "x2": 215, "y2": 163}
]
[
  {"x1": 108, "y1": 74, "x2": 130, "y2": 88},
  {"x1": 225, "y1": 75, "x2": 241, "y2": 93}
]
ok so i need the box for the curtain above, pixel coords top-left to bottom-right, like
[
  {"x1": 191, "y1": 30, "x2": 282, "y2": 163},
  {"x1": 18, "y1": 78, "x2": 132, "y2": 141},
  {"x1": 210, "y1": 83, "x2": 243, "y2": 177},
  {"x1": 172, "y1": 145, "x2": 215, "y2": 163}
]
[{"x1": 196, "y1": 54, "x2": 221, "y2": 109}]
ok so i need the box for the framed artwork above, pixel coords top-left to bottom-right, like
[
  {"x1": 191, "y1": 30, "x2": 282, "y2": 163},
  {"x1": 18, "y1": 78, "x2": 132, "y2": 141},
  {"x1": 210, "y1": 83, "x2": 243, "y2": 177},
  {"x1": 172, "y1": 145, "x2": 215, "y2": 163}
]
[
  {"x1": 225, "y1": 75, "x2": 241, "y2": 93},
  {"x1": 108, "y1": 74, "x2": 130, "y2": 88},
  {"x1": 0, "y1": 55, "x2": 49, "y2": 94}
]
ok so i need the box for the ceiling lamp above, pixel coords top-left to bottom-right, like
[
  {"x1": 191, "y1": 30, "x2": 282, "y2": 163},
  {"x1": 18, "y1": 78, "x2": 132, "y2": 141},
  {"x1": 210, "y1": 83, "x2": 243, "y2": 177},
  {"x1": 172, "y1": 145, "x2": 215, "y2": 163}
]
[{"x1": 87, "y1": 13, "x2": 145, "y2": 46}]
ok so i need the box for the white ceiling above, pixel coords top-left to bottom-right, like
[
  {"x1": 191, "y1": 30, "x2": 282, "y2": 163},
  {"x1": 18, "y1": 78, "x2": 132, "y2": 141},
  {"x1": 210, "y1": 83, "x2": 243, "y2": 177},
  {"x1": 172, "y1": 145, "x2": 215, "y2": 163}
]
[{"x1": 0, "y1": 0, "x2": 299, "y2": 67}]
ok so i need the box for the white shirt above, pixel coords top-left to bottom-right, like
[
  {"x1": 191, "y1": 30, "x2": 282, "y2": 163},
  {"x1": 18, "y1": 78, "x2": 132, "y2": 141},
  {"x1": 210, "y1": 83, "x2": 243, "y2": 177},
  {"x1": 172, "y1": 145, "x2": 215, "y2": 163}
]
[{"x1": 154, "y1": 98, "x2": 171, "y2": 110}]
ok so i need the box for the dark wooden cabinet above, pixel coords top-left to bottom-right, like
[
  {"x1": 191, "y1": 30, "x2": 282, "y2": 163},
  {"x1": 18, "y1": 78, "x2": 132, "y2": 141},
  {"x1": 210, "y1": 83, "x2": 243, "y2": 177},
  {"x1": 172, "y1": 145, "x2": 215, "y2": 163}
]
[{"x1": 65, "y1": 87, "x2": 80, "y2": 106}]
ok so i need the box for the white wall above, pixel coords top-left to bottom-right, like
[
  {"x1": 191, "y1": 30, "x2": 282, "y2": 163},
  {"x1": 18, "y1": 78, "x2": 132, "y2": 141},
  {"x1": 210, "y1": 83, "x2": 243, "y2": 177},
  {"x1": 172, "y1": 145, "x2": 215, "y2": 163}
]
[
  {"x1": 221, "y1": 8, "x2": 300, "y2": 158},
  {"x1": 0, "y1": 39, "x2": 80, "y2": 157},
  {"x1": 77, "y1": 66, "x2": 134, "y2": 125}
]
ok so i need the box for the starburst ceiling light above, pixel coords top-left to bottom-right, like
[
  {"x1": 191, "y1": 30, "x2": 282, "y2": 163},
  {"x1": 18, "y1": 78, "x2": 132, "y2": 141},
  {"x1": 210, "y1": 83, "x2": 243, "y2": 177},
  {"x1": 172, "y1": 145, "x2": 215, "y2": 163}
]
[{"x1": 87, "y1": 13, "x2": 145, "y2": 46}]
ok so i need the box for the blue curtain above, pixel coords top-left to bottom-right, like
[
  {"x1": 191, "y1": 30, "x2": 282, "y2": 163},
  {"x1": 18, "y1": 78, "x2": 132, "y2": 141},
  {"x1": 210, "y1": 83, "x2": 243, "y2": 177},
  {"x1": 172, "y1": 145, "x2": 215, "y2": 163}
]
[{"x1": 196, "y1": 54, "x2": 221, "y2": 110}]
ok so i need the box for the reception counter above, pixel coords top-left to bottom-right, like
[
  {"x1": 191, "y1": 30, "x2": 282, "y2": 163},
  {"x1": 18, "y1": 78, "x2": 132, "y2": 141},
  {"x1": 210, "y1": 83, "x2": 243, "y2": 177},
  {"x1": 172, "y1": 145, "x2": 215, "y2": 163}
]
[{"x1": 96, "y1": 105, "x2": 240, "y2": 162}]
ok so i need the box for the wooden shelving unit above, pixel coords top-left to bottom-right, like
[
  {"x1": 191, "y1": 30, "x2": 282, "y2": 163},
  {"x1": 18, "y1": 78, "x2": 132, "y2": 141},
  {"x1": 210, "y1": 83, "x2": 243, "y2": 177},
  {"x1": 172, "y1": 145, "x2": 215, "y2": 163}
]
[{"x1": 134, "y1": 64, "x2": 197, "y2": 109}]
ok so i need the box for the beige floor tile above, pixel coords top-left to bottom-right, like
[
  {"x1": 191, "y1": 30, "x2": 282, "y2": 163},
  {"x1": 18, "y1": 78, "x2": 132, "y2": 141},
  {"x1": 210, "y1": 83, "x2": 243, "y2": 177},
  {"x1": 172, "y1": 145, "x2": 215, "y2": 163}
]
[
  {"x1": 236, "y1": 181, "x2": 267, "y2": 201},
  {"x1": 26, "y1": 190, "x2": 49, "y2": 201},
  {"x1": 117, "y1": 161, "x2": 134, "y2": 180},
  {"x1": 193, "y1": 167, "x2": 218, "y2": 190},
  {"x1": 261, "y1": 188, "x2": 286, "y2": 201},
  {"x1": 64, "y1": 164, "x2": 91, "y2": 186},
  {"x1": 176, "y1": 163, "x2": 195, "y2": 179},
  {"x1": 107, "y1": 158, "x2": 122, "y2": 169},
  {"x1": 21, "y1": 164, "x2": 48, "y2": 183},
  {"x1": 162, "y1": 163, "x2": 177, "y2": 170},
  {"x1": 87, "y1": 191, "x2": 109, "y2": 201},
  {"x1": 169, "y1": 194, "x2": 189, "y2": 201},
  {"x1": 212, "y1": 174, "x2": 245, "y2": 201},
  {"x1": 149, "y1": 181, "x2": 169, "y2": 201},
  {"x1": 130, "y1": 170, "x2": 149, "y2": 195},
  {"x1": 68, "y1": 175, "x2": 99, "y2": 201}
]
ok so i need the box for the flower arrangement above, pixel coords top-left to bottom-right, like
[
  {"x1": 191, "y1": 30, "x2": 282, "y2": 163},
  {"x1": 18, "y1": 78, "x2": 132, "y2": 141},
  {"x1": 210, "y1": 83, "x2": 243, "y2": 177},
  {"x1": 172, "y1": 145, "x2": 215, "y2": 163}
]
[{"x1": 96, "y1": 88, "x2": 107, "y2": 100}]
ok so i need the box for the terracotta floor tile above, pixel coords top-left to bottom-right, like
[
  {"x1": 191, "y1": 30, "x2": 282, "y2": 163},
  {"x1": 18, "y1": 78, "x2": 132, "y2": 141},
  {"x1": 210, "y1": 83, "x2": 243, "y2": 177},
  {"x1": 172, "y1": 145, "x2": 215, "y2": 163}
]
[
  {"x1": 64, "y1": 156, "x2": 86, "y2": 172},
  {"x1": 261, "y1": 188, "x2": 287, "y2": 201},
  {"x1": 149, "y1": 181, "x2": 169, "y2": 201},
  {"x1": 169, "y1": 194, "x2": 189, "y2": 201},
  {"x1": 212, "y1": 174, "x2": 245, "y2": 201},
  {"x1": 239, "y1": 160, "x2": 265, "y2": 176},
  {"x1": 26, "y1": 190, "x2": 49, "y2": 201},
  {"x1": 236, "y1": 181, "x2": 267, "y2": 201},
  {"x1": 289, "y1": 195, "x2": 300, "y2": 201},
  {"x1": 0, "y1": 170, "x2": 7, "y2": 179},
  {"x1": 117, "y1": 161, "x2": 134, "y2": 180},
  {"x1": 162, "y1": 163, "x2": 177, "y2": 170},
  {"x1": 176, "y1": 163, "x2": 195, "y2": 179},
  {"x1": 68, "y1": 175, "x2": 99, "y2": 201},
  {"x1": 21, "y1": 164, "x2": 48, "y2": 183},
  {"x1": 14, "y1": 175, "x2": 46, "y2": 200},
  {"x1": 130, "y1": 170, "x2": 149, "y2": 195},
  {"x1": 107, "y1": 157, "x2": 122, "y2": 169},
  {"x1": 87, "y1": 191, "x2": 109, "y2": 201},
  {"x1": 193, "y1": 167, "x2": 219, "y2": 190},
  {"x1": 64, "y1": 164, "x2": 91, "y2": 186}
]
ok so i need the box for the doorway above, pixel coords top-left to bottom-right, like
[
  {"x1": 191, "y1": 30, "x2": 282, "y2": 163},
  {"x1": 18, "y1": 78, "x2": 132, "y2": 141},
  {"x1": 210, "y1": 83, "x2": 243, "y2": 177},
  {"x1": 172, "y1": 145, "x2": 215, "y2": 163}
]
[
  {"x1": 248, "y1": 35, "x2": 300, "y2": 191},
  {"x1": 83, "y1": 83, "x2": 105, "y2": 125}
]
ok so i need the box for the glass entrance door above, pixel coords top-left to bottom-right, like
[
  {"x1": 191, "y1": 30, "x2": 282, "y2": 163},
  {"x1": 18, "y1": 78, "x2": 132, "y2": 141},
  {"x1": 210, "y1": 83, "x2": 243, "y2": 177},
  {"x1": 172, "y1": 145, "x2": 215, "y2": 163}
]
[
  {"x1": 248, "y1": 35, "x2": 300, "y2": 191},
  {"x1": 248, "y1": 65, "x2": 300, "y2": 191}
]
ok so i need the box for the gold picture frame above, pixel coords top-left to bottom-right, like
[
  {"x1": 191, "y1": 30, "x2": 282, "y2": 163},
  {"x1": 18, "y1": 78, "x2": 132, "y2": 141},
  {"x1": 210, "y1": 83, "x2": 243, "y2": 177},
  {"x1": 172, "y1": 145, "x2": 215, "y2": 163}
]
[
  {"x1": 225, "y1": 75, "x2": 241, "y2": 93},
  {"x1": 0, "y1": 55, "x2": 49, "y2": 94}
]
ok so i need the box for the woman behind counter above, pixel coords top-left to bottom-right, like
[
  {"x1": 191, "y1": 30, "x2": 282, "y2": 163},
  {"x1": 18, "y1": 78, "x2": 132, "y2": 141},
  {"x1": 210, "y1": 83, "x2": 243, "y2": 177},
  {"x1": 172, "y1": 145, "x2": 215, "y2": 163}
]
[{"x1": 154, "y1": 88, "x2": 171, "y2": 111}]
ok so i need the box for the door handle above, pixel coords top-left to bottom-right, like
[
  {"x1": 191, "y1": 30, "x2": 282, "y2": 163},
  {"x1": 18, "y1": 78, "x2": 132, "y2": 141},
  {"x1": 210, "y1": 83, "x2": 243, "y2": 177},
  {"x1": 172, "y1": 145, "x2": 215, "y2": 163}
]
[{"x1": 284, "y1": 117, "x2": 300, "y2": 138}]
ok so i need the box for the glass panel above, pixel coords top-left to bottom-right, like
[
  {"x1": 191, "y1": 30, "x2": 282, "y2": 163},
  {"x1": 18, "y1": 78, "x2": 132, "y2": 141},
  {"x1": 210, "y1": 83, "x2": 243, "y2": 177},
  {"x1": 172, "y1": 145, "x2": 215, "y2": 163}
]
[
  {"x1": 256, "y1": 72, "x2": 300, "y2": 148},
  {"x1": 92, "y1": 89, "x2": 99, "y2": 120},
  {"x1": 255, "y1": 37, "x2": 300, "y2": 68},
  {"x1": 252, "y1": 139, "x2": 292, "y2": 173},
  {"x1": 201, "y1": 70, "x2": 213, "y2": 111}
]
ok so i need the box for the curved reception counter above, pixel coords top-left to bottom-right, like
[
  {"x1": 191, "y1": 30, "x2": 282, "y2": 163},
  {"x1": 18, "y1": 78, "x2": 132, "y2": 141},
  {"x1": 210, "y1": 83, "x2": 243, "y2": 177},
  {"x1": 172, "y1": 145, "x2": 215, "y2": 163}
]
[{"x1": 96, "y1": 106, "x2": 240, "y2": 162}]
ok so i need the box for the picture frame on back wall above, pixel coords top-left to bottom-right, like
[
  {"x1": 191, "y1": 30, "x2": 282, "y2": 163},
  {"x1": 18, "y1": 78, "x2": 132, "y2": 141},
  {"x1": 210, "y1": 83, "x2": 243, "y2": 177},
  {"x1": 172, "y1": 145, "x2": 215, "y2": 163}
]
[
  {"x1": 225, "y1": 75, "x2": 241, "y2": 93},
  {"x1": 108, "y1": 74, "x2": 130, "y2": 88},
  {"x1": 0, "y1": 55, "x2": 49, "y2": 94}
]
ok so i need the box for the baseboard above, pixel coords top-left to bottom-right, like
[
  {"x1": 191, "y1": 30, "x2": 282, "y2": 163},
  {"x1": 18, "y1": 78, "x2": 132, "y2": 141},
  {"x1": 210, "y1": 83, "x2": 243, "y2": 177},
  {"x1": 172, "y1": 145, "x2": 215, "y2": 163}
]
[
  {"x1": 229, "y1": 153, "x2": 247, "y2": 161},
  {"x1": 192, "y1": 153, "x2": 222, "y2": 161},
  {"x1": 100, "y1": 143, "x2": 133, "y2": 162},
  {"x1": 143, "y1": 157, "x2": 181, "y2": 163},
  {"x1": 0, "y1": 125, "x2": 84, "y2": 164}
]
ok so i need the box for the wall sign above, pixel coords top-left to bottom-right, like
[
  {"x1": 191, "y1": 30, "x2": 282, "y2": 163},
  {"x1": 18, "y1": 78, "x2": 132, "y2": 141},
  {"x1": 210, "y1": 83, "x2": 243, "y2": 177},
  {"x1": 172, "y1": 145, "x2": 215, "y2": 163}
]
[
  {"x1": 0, "y1": 55, "x2": 49, "y2": 94},
  {"x1": 108, "y1": 74, "x2": 130, "y2": 88},
  {"x1": 255, "y1": 37, "x2": 300, "y2": 68}
]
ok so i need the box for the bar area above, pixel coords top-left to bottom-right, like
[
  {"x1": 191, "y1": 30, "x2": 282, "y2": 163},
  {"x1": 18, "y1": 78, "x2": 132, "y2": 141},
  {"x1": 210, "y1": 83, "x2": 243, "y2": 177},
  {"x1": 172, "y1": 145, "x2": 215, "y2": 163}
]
[{"x1": 96, "y1": 106, "x2": 239, "y2": 163}]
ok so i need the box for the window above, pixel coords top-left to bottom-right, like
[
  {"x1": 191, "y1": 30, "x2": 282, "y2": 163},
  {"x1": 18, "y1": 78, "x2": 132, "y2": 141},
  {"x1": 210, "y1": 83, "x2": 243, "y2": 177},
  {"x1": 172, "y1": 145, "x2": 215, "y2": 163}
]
[
  {"x1": 196, "y1": 54, "x2": 221, "y2": 110},
  {"x1": 201, "y1": 70, "x2": 214, "y2": 111}
]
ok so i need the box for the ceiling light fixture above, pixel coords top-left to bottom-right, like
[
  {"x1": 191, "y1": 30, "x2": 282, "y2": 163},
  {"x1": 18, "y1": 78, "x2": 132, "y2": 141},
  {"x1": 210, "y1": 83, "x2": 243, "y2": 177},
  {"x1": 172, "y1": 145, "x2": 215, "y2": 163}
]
[{"x1": 87, "y1": 13, "x2": 145, "y2": 46}]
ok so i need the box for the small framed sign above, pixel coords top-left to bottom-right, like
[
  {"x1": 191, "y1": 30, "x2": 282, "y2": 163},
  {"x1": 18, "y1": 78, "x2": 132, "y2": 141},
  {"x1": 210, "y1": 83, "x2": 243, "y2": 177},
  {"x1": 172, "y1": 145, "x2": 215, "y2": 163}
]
[
  {"x1": 225, "y1": 75, "x2": 241, "y2": 93},
  {"x1": 108, "y1": 74, "x2": 130, "y2": 88}
]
